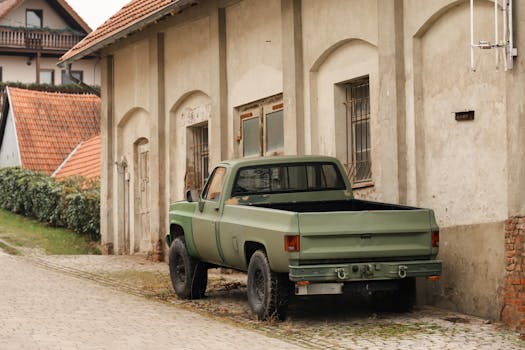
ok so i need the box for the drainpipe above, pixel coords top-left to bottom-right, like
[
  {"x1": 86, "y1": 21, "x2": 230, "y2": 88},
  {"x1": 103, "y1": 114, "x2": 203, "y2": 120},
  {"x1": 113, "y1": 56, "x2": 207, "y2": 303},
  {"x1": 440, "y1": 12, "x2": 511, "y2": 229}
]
[
  {"x1": 66, "y1": 63, "x2": 100, "y2": 96},
  {"x1": 115, "y1": 157, "x2": 128, "y2": 254}
]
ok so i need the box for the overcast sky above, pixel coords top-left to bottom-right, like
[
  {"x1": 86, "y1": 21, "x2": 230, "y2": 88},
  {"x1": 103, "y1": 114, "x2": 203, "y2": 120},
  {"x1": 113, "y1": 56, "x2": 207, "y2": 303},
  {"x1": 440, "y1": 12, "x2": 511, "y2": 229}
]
[{"x1": 66, "y1": 0, "x2": 130, "y2": 30}]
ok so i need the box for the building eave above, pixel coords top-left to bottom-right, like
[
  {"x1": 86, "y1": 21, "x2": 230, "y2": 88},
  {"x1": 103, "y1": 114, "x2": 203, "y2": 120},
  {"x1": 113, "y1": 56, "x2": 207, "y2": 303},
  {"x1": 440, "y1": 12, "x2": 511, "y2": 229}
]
[{"x1": 58, "y1": 0, "x2": 198, "y2": 67}]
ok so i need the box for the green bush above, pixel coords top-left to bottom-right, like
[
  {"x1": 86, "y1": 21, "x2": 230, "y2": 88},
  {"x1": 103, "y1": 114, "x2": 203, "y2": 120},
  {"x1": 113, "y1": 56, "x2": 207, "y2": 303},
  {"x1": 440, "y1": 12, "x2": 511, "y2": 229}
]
[{"x1": 0, "y1": 167, "x2": 100, "y2": 241}]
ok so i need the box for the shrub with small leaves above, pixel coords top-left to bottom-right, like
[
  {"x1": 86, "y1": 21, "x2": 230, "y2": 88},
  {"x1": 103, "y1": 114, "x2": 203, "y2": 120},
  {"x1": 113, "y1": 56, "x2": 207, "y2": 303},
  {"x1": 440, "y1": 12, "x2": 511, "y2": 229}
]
[{"x1": 0, "y1": 167, "x2": 100, "y2": 241}]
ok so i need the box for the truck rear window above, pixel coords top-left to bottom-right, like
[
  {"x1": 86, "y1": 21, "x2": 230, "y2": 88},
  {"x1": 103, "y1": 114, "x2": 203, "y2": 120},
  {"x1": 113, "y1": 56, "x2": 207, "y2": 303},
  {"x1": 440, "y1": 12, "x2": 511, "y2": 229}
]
[{"x1": 232, "y1": 162, "x2": 346, "y2": 196}]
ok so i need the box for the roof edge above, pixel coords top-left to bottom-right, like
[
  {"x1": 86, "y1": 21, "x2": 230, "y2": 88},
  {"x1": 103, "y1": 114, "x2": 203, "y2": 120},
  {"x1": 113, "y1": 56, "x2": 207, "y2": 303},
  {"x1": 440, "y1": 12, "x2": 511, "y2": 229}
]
[
  {"x1": 52, "y1": 140, "x2": 83, "y2": 177},
  {"x1": 59, "y1": 0, "x2": 198, "y2": 66}
]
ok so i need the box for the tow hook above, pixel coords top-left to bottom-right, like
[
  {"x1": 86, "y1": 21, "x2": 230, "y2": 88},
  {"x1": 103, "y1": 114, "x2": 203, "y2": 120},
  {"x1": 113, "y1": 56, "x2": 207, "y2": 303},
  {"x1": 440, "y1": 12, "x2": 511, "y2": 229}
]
[
  {"x1": 398, "y1": 265, "x2": 408, "y2": 279},
  {"x1": 335, "y1": 268, "x2": 347, "y2": 280}
]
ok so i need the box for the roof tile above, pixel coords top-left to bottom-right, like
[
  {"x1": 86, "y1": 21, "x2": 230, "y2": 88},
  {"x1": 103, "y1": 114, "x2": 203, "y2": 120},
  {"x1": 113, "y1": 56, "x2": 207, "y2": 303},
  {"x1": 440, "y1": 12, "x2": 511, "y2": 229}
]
[
  {"x1": 8, "y1": 87, "x2": 100, "y2": 175},
  {"x1": 55, "y1": 133, "x2": 101, "y2": 179},
  {"x1": 60, "y1": 0, "x2": 177, "y2": 62}
]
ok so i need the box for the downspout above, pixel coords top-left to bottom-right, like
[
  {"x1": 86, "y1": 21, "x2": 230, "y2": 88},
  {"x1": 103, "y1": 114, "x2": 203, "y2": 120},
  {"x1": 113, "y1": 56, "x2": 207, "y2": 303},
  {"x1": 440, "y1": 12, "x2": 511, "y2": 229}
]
[{"x1": 66, "y1": 63, "x2": 100, "y2": 96}]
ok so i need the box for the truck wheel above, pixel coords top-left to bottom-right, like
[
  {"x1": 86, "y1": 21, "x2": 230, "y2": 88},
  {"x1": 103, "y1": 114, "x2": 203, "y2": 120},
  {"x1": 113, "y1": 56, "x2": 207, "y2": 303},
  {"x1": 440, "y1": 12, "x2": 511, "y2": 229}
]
[
  {"x1": 247, "y1": 250, "x2": 290, "y2": 320},
  {"x1": 169, "y1": 237, "x2": 207, "y2": 299}
]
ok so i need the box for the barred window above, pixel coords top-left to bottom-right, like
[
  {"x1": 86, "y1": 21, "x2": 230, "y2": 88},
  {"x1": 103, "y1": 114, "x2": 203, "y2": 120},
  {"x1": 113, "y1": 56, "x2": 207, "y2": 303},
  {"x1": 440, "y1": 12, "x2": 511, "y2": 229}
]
[
  {"x1": 345, "y1": 78, "x2": 371, "y2": 183},
  {"x1": 189, "y1": 124, "x2": 209, "y2": 192}
]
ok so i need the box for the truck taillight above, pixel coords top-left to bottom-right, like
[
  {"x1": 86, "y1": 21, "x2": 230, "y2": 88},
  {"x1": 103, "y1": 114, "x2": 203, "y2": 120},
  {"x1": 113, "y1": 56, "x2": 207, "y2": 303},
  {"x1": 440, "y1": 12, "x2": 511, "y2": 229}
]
[
  {"x1": 432, "y1": 230, "x2": 439, "y2": 248},
  {"x1": 285, "y1": 235, "x2": 300, "y2": 252}
]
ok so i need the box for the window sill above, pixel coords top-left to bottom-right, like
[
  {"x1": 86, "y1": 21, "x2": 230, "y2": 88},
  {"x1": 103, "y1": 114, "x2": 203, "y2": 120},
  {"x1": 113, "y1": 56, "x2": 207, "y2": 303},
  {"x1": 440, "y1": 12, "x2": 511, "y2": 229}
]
[{"x1": 352, "y1": 181, "x2": 374, "y2": 190}]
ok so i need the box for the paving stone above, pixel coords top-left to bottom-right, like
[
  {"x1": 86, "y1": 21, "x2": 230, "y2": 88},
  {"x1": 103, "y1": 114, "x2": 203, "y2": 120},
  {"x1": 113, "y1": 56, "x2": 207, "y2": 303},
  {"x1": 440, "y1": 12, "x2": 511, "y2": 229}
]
[{"x1": 2, "y1": 252, "x2": 524, "y2": 350}]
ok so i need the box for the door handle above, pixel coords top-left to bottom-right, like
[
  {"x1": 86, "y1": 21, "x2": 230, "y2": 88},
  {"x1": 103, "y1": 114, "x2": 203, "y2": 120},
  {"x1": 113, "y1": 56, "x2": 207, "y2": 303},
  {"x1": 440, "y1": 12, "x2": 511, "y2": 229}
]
[{"x1": 214, "y1": 207, "x2": 219, "y2": 212}]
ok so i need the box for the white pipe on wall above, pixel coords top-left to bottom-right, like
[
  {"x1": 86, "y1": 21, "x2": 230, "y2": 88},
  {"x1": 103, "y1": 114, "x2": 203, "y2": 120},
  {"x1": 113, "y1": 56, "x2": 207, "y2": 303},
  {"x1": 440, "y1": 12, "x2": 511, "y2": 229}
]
[
  {"x1": 503, "y1": 0, "x2": 508, "y2": 70},
  {"x1": 495, "y1": 0, "x2": 499, "y2": 69},
  {"x1": 508, "y1": 0, "x2": 513, "y2": 70},
  {"x1": 470, "y1": 0, "x2": 475, "y2": 71}
]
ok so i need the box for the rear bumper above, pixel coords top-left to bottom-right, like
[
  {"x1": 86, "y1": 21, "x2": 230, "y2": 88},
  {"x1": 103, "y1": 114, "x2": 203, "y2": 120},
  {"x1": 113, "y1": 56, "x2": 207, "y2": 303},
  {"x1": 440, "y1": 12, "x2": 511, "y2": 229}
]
[{"x1": 288, "y1": 260, "x2": 442, "y2": 282}]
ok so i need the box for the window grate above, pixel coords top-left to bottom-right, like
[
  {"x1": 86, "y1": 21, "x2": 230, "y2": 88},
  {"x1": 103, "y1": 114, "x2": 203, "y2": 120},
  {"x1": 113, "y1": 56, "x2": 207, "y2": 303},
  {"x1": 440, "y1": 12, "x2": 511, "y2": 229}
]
[
  {"x1": 345, "y1": 78, "x2": 371, "y2": 183},
  {"x1": 190, "y1": 125, "x2": 209, "y2": 192}
]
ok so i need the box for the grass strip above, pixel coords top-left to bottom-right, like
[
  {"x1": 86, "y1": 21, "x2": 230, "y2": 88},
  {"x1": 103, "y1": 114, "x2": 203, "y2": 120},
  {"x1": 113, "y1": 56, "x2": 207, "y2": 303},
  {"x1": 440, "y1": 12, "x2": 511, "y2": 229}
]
[
  {"x1": 0, "y1": 240, "x2": 21, "y2": 255},
  {"x1": 0, "y1": 209, "x2": 100, "y2": 255}
]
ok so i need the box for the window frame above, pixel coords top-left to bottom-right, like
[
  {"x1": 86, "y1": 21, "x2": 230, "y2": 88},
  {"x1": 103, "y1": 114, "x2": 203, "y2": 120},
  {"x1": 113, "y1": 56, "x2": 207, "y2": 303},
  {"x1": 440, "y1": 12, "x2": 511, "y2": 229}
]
[
  {"x1": 201, "y1": 166, "x2": 227, "y2": 202},
  {"x1": 231, "y1": 162, "x2": 346, "y2": 197},
  {"x1": 344, "y1": 77, "x2": 372, "y2": 185},
  {"x1": 39, "y1": 69, "x2": 55, "y2": 85},
  {"x1": 26, "y1": 9, "x2": 43, "y2": 28},
  {"x1": 238, "y1": 94, "x2": 284, "y2": 158}
]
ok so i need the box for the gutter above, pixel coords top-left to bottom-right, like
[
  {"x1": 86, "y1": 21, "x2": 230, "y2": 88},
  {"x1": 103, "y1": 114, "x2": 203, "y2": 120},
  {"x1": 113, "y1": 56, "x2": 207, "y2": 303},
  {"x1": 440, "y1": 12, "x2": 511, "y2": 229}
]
[
  {"x1": 58, "y1": 0, "x2": 198, "y2": 67},
  {"x1": 66, "y1": 63, "x2": 100, "y2": 96}
]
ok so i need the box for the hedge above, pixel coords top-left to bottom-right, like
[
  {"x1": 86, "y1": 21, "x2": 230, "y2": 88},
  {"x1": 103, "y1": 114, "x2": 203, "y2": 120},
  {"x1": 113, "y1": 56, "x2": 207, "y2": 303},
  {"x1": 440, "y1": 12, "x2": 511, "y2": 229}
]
[{"x1": 0, "y1": 167, "x2": 100, "y2": 240}]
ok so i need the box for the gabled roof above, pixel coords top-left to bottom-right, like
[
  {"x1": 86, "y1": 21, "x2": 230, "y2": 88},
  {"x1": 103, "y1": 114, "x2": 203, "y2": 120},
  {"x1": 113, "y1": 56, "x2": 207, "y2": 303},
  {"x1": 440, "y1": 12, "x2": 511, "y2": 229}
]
[
  {"x1": 0, "y1": 0, "x2": 21, "y2": 19},
  {"x1": 4, "y1": 87, "x2": 100, "y2": 175},
  {"x1": 53, "y1": 133, "x2": 100, "y2": 179},
  {"x1": 0, "y1": 0, "x2": 91, "y2": 33},
  {"x1": 59, "y1": 0, "x2": 196, "y2": 65}
]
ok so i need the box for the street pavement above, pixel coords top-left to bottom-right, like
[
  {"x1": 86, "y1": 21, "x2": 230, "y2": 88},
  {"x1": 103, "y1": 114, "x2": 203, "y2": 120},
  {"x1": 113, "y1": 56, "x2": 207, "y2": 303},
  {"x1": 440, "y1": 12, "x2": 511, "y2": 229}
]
[
  {"x1": 1, "y1": 250, "x2": 524, "y2": 350},
  {"x1": 0, "y1": 252, "x2": 303, "y2": 350}
]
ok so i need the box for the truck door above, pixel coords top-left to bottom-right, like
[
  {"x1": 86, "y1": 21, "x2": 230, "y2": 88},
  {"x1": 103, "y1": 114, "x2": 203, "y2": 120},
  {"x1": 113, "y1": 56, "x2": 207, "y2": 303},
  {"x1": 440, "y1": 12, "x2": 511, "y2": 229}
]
[{"x1": 192, "y1": 166, "x2": 226, "y2": 264}]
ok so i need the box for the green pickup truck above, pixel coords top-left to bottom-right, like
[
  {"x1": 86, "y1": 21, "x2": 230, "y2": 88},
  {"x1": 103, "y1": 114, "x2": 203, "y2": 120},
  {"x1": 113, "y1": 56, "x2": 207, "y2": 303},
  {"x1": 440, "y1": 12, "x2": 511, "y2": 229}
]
[{"x1": 167, "y1": 156, "x2": 441, "y2": 320}]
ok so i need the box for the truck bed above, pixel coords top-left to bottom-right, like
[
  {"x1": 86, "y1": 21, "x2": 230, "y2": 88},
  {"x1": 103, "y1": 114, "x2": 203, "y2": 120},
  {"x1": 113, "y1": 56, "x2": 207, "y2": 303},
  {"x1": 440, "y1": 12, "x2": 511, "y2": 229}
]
[{"x1": 245, "y1": 199, "x2": 418, "y2": 212}]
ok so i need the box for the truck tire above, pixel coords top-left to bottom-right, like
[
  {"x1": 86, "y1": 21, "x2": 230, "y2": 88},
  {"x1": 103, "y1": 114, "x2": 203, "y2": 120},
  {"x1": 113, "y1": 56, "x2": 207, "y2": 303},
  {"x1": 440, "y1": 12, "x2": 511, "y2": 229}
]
[
  {"x1": 169, "y1": 237, "x2": 207, "y2": 299},
  {"x1": 247, "y1": 250, "x2": 290, "y2": 320}
]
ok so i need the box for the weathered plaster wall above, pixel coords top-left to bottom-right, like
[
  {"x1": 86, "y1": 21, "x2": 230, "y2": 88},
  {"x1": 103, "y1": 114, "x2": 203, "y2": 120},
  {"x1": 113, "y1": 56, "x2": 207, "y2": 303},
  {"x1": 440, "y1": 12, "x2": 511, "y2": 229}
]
[
  {"x1": 111, "y1": 38, "x2": 153, "y2": 254},
  {"x1": 96, "y1": 1, "x2": 525, "y2": 325},
  {"x1": 226, "y1": 0, "x2": 283, "y2": 158},
  {"x1": 301, "y1": 0, "x2": 378, "y2": 157},
  {"x1": 416, "y1": 1, "x2": 507, "y2": 227},
  {"x1": 113, "y1": 39, "x2": 151, "y2": 122},
  {"x1": 428, "y1": 222, "x2": 506, "y2": 321},
  {"x1": 169, "y1": 92, "x2": 212, "y2": 202},
  {"x1": 164, "y1": 17, "x2": 213, "y2": 202},
  {"x1": 403, "y1": 0, "x2": 509, "y2": 320},
  {"x1": 0, "y1": 0, "x2": 68, "y2": 29},
  {"x1": 0, "y1": 106, "x2": 21, "y2": 167}
]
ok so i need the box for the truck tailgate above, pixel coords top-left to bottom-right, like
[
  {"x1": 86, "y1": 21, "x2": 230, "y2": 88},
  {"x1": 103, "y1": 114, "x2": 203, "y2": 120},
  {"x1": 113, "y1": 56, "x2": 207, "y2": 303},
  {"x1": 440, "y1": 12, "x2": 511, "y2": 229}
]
[{"x1": 298, "y1": 210, "x2": 433, "y2": 261}]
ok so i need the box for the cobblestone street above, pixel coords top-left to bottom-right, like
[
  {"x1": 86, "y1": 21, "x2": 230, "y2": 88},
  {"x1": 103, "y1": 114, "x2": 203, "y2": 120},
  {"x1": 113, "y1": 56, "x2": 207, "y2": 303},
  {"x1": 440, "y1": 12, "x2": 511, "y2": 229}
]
[
  {"x1": 0, "y1": 251, "x2": 302, "y2": 350},
  {"x1": 1, "y1": 250, "x2": 524, "y2": 350}
]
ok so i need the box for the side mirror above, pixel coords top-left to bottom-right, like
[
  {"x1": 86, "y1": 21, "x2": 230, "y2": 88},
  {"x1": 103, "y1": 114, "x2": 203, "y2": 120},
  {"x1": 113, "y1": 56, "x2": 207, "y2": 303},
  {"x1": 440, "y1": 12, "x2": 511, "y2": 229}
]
[
  {"x1": 186, "y1": 190, "x2": 194, "y2": 202},
  {"x1": 198, "y1": 199, "x2": 205, "y2": 212}
]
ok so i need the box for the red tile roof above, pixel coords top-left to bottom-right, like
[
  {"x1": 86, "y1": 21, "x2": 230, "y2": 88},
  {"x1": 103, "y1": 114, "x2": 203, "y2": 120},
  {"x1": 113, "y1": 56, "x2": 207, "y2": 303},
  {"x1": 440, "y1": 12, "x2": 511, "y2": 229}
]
[
  {"x1": 60, "y1": 0, "x2": 195, "y2": 64},
  {"x1": 8, "y1": 87, "x2": 100, "y2": 175},
  {"x1": 54, "y1": 133, "x2": 101, "y2": 179}
]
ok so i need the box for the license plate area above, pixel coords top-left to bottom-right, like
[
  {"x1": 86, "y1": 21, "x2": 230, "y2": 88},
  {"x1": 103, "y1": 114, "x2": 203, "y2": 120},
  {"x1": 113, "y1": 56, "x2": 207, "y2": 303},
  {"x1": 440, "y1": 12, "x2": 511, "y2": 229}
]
[{"x1": 295, "y1": 282, "x2": 343, "y2": 295}]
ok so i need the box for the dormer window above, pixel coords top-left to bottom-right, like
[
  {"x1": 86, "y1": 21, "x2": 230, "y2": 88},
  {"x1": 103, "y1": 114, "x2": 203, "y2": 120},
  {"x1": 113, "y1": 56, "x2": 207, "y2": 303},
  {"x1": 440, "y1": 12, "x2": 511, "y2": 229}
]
[{"x1": 26, "y1": 9, "x2": 43, "y2": 28}]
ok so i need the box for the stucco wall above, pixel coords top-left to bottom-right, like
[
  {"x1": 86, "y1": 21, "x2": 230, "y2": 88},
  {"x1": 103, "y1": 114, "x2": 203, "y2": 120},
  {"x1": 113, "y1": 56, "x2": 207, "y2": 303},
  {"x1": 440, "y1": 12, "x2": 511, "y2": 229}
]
[
  {"x1": 226, "y1": 0, "x2": 283, "y2": 159},
  {"x1": 301, "y1": 0, "x2": 378, "y2": 157},
  {"x1": 416, "y1": 1, "x2": 507, "y2": 228},
  {"x1": 0, "y1": 0, "x2": 68, "y2": 29},
  {"x1": 96, "y1": 0, "x2": 524, "y2": 322},
  {"x1": 428, "y1": 222, "x2": 506, "y2": 321},
  {"x1": 164, "y1": 17, "x2": 213, "y2": 202},
  {"x1": 113, "y1": 39, "x2": 151, "y2": 121},
  {"x1": 0, "y1": 106, "x2": 21, "y2": 167}
]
